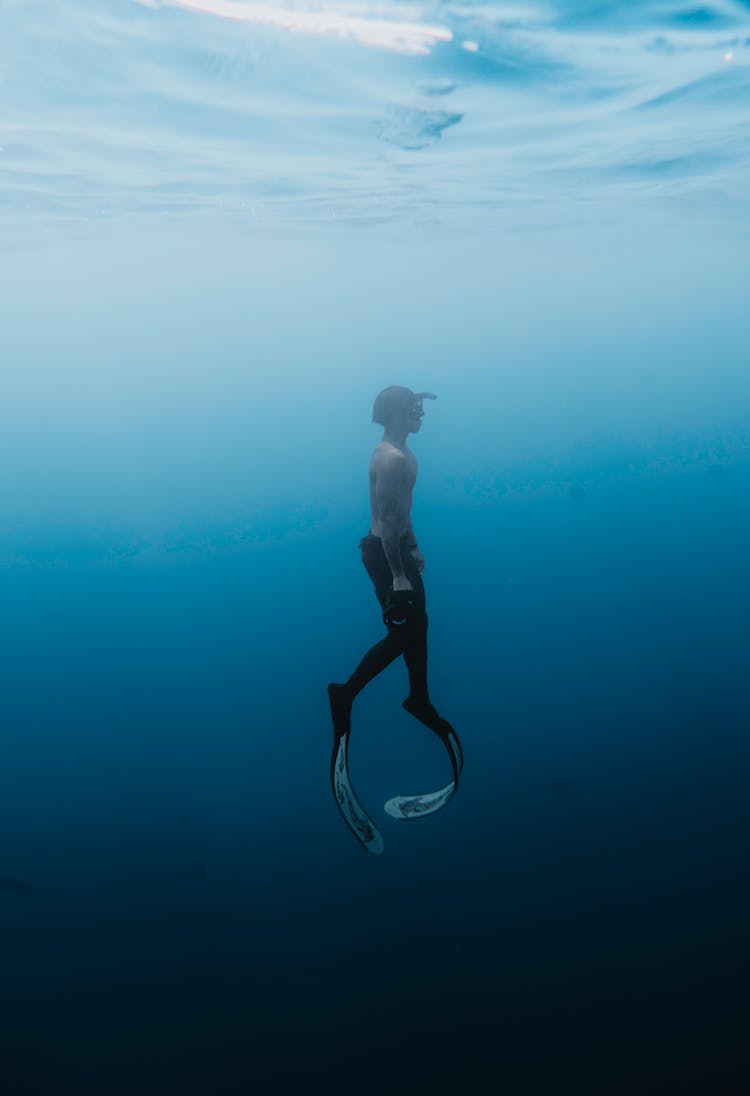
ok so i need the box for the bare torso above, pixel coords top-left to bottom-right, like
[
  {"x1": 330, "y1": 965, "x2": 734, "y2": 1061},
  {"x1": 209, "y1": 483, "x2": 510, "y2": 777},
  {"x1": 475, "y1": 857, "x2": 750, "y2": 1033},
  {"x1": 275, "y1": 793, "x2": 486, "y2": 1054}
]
[{"x1": 369, "y1": 441, "x2": 417, "y2": 539}]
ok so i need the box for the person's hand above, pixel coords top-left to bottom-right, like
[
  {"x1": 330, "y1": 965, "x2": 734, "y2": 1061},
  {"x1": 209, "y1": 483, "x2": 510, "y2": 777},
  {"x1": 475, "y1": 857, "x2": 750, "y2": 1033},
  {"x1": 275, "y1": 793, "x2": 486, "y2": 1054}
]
[
  {"x1": 392, "y1": 574, "x2": 413, "y2": 593},
  {"x1": 410, "y1": 547, "x2": 425, "y2": 573}
]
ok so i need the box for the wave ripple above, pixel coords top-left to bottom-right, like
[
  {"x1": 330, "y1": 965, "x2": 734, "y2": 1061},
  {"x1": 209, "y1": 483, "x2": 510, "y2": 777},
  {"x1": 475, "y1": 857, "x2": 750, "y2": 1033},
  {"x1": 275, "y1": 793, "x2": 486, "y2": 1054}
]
[{"x1": 1, "y1": 0, "x2": 749, "y2": 230}]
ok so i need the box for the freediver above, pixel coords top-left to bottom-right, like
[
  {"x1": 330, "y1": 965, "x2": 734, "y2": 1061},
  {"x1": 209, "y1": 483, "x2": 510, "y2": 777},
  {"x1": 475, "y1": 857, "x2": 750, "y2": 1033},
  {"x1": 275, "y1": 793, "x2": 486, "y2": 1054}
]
[{"x1": 328, "y1": 387, "x2": 463, "y2": 850}]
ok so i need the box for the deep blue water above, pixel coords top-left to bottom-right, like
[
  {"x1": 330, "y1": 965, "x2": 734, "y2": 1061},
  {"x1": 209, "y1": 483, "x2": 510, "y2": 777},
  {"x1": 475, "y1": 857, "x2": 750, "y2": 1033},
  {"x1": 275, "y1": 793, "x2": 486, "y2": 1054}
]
[{"x1": 2, "y1": 1, "x2": 750, "y2": 1092}]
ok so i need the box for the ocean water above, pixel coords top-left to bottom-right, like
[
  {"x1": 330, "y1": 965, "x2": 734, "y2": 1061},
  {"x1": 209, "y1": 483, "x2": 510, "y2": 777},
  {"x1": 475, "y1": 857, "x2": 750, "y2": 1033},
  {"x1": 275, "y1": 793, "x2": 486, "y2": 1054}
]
[{"x1": 2, "y1": 2, "x2": 750, "y2": 1092}]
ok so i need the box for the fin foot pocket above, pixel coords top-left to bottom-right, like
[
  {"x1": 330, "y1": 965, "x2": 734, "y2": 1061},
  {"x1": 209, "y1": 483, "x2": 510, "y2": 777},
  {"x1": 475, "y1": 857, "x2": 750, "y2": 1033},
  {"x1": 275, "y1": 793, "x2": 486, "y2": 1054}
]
[
  {"x1": 328, "y1": 683, "x2": 352, "y2": 737},
  {"x1": 401, "y1": 698, "x2": 463, "y2": 788},
  {"x1": 386, "y1": 700, "x2": 464, "y2": 818}
]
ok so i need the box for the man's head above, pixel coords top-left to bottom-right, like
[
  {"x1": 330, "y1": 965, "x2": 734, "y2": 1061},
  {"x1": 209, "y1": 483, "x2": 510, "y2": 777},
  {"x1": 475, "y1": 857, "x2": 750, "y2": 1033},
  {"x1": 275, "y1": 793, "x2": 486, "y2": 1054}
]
[{"x1": 372, "y1": 386, "x2": 437, "y2": 434}]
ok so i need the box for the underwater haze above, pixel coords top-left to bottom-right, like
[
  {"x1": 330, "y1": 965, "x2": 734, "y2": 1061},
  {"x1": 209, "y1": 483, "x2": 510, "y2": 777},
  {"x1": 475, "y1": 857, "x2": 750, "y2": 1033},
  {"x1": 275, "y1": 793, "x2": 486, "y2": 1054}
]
[{"x1": 2, "y1": 1, "x2": 750, "y2": 1092}]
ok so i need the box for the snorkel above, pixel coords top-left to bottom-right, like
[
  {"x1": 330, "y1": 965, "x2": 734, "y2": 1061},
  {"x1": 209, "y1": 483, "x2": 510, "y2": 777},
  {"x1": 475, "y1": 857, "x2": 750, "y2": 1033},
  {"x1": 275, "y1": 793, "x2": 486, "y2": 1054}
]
[
  {"x1": 371, "y1": 387, "x2": 437, "y2": 431},
  {"x1": 408, "y1": 391, "x2": 436, "y2": 426}
]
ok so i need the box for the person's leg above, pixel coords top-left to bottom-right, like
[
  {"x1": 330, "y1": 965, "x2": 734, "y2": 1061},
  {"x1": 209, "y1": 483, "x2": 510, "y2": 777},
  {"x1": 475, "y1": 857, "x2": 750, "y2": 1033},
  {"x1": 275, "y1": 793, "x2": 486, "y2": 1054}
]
[
  {"x1": 353, "y1": 537, "x2": 429, "y2": 711},
  {"x1": 329, "y1": 631, "x2": 404, "y2": 735},
  {"x1": 398, "y1": 554, "x2": 459, "y2": 761},
  {"x1": 346, "y1": 631, "x2": 403, "y2": 694},
  {"x1": 400, "y1": 557, "x2": 429, "y2": 707},
  {"x1": 328, "y1": 536, "x2": 406, "y2": 735},
  {"x1": 329, "y1": 536, "x2": 463, "y2": 785}
]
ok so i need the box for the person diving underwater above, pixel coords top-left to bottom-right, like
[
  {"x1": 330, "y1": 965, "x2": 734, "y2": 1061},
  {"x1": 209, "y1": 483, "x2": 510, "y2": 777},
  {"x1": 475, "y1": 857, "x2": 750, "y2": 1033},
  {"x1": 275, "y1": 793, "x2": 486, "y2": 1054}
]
[{"x1": 328, "y1": 386, "x2": 464, "y2": 853}]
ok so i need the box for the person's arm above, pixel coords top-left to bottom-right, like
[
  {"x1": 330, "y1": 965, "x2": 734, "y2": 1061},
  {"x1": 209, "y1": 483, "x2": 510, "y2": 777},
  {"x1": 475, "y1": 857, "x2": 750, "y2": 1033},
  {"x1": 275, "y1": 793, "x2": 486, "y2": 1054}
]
[
  {"x1": 376, "y1": 452, "x2": 412, "y2": 591},
  {"x1": 405, "y1": 516, "x2": 424, "y2": 573}
]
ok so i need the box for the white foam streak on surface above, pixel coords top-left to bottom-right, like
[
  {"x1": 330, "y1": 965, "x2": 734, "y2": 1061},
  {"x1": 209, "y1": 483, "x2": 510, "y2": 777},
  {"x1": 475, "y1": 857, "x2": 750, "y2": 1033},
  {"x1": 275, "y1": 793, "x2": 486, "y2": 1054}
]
[
  {"x1": 140, "y1": 0, "x2": 452, "y2": 54},
  {"x1": 2, "y1": 0, "x2": 750, "y2": 233}
]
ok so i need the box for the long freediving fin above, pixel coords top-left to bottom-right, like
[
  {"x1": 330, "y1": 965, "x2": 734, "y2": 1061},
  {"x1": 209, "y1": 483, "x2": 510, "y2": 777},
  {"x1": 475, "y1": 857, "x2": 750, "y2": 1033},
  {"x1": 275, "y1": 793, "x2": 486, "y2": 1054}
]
[
  {"x1": 331, "y1": 732, "x2": 384, "y2": 854},
  {"x1": 384, "y1": 724, "x2": 463, "y2": 821}
]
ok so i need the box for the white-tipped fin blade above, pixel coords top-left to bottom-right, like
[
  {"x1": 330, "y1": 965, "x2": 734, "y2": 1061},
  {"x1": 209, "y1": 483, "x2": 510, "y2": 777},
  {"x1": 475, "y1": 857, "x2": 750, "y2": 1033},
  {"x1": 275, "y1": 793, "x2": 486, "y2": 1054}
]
[
  {"x1": 333, "y1": 735, "x2": 384, "y2": 854},
  {"x1": 384, "y1": 781, "x2": 455, "y2": 820}
]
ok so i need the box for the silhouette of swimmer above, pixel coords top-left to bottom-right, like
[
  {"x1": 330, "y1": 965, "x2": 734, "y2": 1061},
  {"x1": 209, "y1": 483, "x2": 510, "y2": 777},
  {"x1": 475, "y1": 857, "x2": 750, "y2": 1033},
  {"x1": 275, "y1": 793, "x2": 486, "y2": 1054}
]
[{"x1": 328, "y1": 386, "x2": 463, "y2": 852}]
